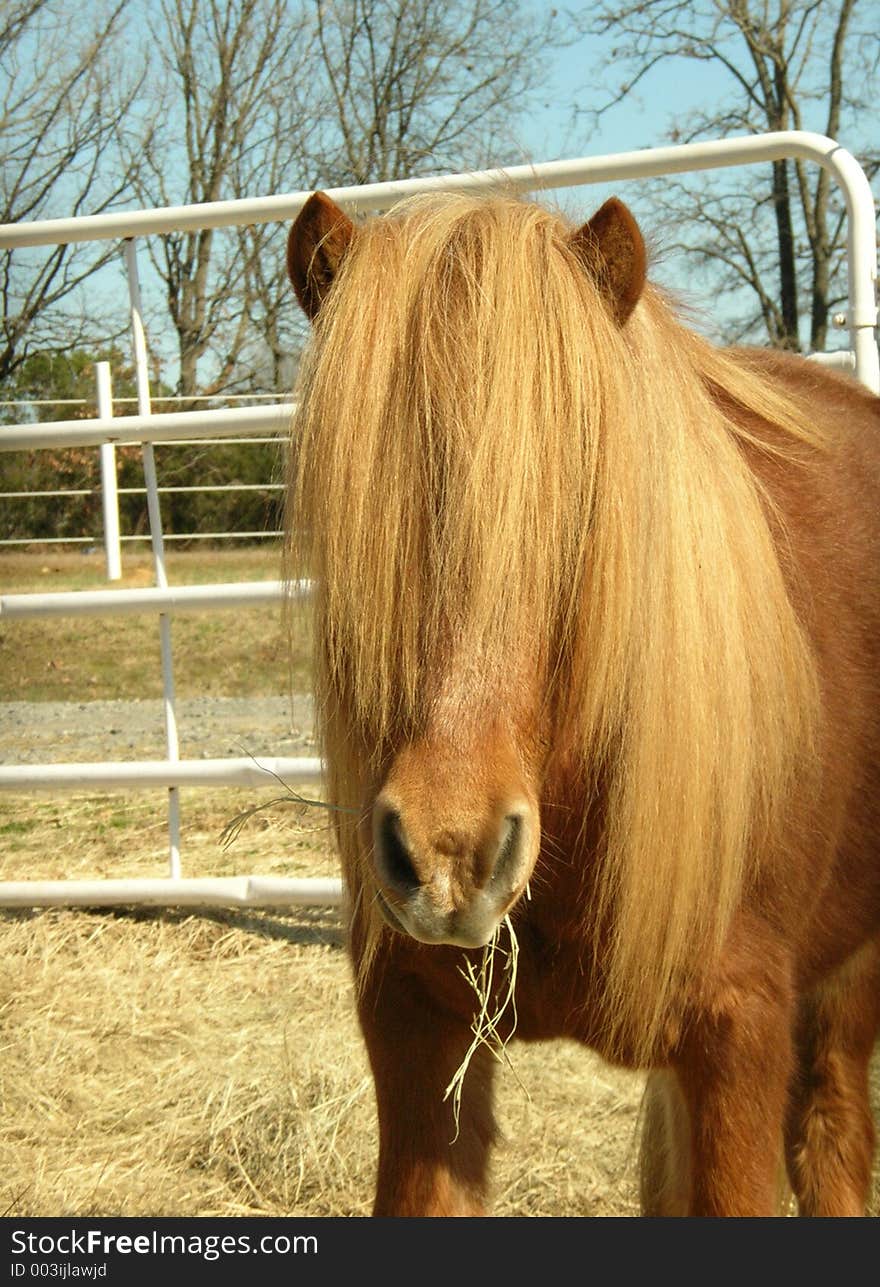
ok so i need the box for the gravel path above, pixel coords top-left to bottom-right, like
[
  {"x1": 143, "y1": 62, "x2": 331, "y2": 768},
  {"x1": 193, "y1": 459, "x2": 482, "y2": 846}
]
[{"x1": 0, "y1": 695, "x2": 316, "y2": 764}]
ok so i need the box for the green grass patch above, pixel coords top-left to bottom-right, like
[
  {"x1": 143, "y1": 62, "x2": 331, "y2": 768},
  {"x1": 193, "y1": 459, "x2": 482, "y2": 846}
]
[{"x1": 0, "y1": 547, "x2": 313, "y2": 700}]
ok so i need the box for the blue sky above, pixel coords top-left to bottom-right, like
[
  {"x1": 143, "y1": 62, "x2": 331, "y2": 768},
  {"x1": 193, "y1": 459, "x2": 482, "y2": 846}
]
[{"x1": 525, "y1": 37, "x2": 721, "y2": 161}]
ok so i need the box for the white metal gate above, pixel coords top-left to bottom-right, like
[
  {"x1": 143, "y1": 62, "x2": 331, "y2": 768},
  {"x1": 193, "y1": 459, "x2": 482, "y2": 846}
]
[{"x1": 0, "y1": 130, "x2": 877, "y2": 908}]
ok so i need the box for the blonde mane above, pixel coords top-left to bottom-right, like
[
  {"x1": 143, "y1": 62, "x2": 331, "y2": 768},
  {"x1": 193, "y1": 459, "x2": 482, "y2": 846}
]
[{"x1": 286, "y1": 192, "x2": 821, "y2": 1059}]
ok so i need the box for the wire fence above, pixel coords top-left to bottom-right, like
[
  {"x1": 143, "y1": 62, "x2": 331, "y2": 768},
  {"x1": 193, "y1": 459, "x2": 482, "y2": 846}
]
[{"x1": 0, "y1": 376, "x2": 290, "y2": 564}]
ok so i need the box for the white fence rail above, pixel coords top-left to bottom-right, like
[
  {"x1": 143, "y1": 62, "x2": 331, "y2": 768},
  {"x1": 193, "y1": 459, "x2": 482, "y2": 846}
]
[
  {"x1": 0, "y1": 375, "x2": 288, "y2": 564},
  {"x1": 0, "y1": 130, "x2": 877, "y2": 910}
]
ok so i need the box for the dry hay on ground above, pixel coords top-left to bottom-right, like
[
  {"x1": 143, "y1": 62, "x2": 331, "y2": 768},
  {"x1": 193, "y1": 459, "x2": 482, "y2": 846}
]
[
  {"x1": 0, "y1": 903, "x2": 645, "y2": 1217},
  {"x1": 3, "y1": 900, "x2": 879, "y2": 1218},
  {"x1": 0, "y1": 786, "x2": 877, "y2": 1217},
  {"x1": 0, "y1": 787, "x2": 645, "y2": 1217}
]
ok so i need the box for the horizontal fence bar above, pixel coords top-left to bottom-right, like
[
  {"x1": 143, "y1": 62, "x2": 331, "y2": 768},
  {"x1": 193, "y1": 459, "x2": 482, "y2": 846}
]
[
  {"x1": 155, "y1": 437, "x2": 282, "y2": 447},
  {"x1": 0, "y1": 490, "x2": 94, "y2": 499},
  {"x1": 116, "y1": 484, "x2": 284, "y2": 494},
  {"x1": 122, "y1": 530, "x2": 283, "y2": 542},
  {"x1": 127, "y1": 394, "x2": 288, "y2": 403},
  {"x1": 0, "y1": 579, "x2": 313, "y2": 618},
  {"x1": 126, "y1": 394, "x2": 288, "y2": 403},
  {"x1": 0, "y1": 756, "x2": 323, "y2": 791},
  {"x1": 0, "y1": 876, "x2": 343, "y2": 908},
  {"x1": 0, "y1": 398, "x2": 94, "y2": 407},
  {"x1": 0, "y1": 484, "x2": 283, "y2": 499},
  {"x1": 807, "y1": 350, "x2": 857, "y2": 371},
  {"x1": 0, "y1": 402, "x2": 294, "y2": 452},
  {"x1": 0, "y1": 136, "x2": 873, "y2": 419},
  {"x1": 0, "y1": 394, "x2": 283, "y2": 407},
  {"x1": 0, "y1": 532, "x2": 283, "y2": 547},
  {"x1": 0, "y1": 535, "x2": 98, "y2": 546},
  {"x1": 0, "y1": 130, "x2": 871, "y2": 246}
]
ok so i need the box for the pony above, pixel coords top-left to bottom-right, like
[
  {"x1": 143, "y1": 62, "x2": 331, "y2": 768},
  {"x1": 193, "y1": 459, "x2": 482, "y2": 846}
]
[{"x1": 283, "y1": 187, "x2": 880, "y2": 1216}]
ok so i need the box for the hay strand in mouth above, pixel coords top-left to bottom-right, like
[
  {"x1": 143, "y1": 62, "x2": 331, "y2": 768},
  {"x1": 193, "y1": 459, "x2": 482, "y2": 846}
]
[{"x1": 443, "y1": 915, "x2": 526, "y2": 1140}]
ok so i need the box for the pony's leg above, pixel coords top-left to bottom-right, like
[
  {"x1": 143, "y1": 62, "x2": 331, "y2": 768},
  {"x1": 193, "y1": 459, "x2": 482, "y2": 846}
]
[
  {"x1": 784, "y1": 941, "x2": 880, "y2": 1216},
  {"x1": 356, "y1": 965, "x2": 497, "y2": 1216},
  {"x1": 673, "y1": 938, "x2": 796, "y2": 1216},
  {"x1": 638, "y1": 1071, "x2": 691, "y2": 1216}
]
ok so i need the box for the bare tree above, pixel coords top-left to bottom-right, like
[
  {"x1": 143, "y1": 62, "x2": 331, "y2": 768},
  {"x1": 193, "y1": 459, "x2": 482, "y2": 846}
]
[
  {"x1": 243, "y1": 0, "x2": 567, "y2": 394},
  {"x1": 577, "y1": 0, "x2": 878, "y2": 350},
  {"x1": 136, "y1": 0, "x2": 567, "y2": 398},
  {"x1": 308, "y1": 0, "x2": 562, "y2": 185},
  {"x1": 0, "y1": 0, "x2": 144, "y2": 381},
  {"x1": 130, "y1": 0, "x2": 317, "y2": 400},
  {"x1": 0, "y1": 0, "x2": 44, "y2": 64}
]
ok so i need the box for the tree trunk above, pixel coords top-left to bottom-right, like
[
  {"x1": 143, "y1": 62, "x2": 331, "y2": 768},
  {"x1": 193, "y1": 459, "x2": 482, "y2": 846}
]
[{"x1": 771, "y1": 159, "x2": 800, "y2": 349}]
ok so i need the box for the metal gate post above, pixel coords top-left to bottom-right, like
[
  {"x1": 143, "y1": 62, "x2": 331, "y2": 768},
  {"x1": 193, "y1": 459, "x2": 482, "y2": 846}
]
[
  {"x1": 95, "y1": 361, "x2": 122, "y2": 581},
  {"x1": 124, "y1": 237, "x2": 183, "y2": 878}
]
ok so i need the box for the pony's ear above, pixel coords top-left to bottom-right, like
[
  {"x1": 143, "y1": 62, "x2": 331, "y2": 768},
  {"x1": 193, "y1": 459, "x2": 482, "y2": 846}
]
[
  {"x1": 286, "y1": 192, "x2": 356, "y2": 321},
  {"x1": 570, "y1": 197, "x2": 646, "y2": 325}
]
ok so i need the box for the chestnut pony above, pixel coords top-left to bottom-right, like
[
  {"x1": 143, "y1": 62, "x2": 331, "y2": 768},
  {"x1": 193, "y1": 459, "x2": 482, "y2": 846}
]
[{"x1": 284, "y1": 189, "x2": 880, "y2": 1216}]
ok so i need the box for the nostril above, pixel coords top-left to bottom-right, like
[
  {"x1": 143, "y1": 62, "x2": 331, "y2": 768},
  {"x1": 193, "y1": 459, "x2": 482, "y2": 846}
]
[
  {"x1": 490, "y1": 811, "x2": 526, "y2": 891},
  {"x1": 375, "y1": 807, "x2": 421, "y2": 895}
]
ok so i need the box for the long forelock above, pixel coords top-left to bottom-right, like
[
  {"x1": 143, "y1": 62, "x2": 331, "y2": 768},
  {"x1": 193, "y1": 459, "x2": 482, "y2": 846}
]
[{"x1": 289, "y1": 193, "x2": 622, "y2": 746}]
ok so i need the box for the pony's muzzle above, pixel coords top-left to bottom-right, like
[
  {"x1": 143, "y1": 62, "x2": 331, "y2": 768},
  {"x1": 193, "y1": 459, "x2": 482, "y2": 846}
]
[{"x1": 370, "y1": 795, "x2": 536, "y2": 948}]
